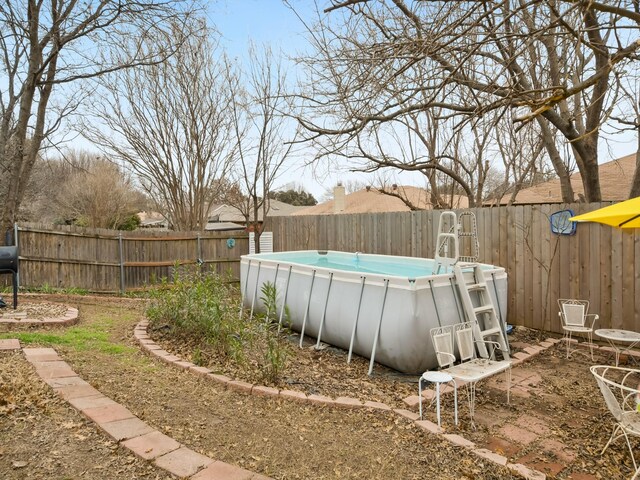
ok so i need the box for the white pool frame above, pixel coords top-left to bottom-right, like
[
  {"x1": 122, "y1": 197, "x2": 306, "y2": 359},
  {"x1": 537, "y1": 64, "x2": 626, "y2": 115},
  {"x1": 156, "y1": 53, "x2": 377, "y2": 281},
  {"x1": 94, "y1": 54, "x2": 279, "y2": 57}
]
[{"x1": 240, "y1": 250, "x2": 508, "y2": 374}]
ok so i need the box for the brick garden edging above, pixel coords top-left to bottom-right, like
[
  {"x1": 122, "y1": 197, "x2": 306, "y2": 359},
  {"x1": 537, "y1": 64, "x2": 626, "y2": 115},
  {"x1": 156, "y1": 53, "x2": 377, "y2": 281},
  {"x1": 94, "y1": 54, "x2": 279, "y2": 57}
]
[
  {"x1": 2, "y1": 339, "x2": 270, "y2": 480},
  {"x1": 135, "y1": 321, "x2": 563, "y2": 480},
  {"x1": 0, "y1": 305, "x2": 78, "y2": 326}
]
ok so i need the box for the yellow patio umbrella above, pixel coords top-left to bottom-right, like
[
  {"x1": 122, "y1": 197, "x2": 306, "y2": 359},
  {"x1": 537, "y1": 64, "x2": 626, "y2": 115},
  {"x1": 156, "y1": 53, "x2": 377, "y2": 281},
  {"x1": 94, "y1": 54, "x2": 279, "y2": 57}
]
[{"x1": 570, "y1": 196, "x2": 640, "y2": 228}]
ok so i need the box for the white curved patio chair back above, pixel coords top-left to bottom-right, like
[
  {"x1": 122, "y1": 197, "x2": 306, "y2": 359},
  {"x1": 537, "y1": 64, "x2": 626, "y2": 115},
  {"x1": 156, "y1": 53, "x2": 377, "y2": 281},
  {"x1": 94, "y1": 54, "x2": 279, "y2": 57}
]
[
  {"x1": 590, "y1": 365, "x2": 640, "y2": 480},
  {"x1": 455, "y1": 323, "x2": 476, "y2": 362},
  {"x1": 558, "y1": 299, "x2": 598, "y2": 360},
  {"x1": 430, "y1": 325, "x2": 455, "y2": 369},
  {"x1": 561, "y1": 300, "x2": 588, "y2": 327}
]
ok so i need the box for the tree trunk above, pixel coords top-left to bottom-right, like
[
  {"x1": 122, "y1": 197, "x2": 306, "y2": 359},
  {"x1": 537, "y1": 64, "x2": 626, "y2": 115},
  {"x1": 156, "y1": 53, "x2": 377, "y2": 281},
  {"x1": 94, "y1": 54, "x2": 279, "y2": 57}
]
[
  {"x1": 629, "y1": 111, "x2": 640, "y2": 198},
  {"x1": 537, "y1": 118, "x2": 574, "y2": 203},
  {"x1": 573, "y1": 138, "x2": 601, "y2": 202}
]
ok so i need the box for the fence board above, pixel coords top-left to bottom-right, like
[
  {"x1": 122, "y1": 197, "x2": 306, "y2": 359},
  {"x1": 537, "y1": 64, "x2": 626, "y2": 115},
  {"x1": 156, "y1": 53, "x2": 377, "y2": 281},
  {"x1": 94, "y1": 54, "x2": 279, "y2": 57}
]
[
  {"x1": 635, "y1": 230, "x2": 640, "y2": 332},
  {"x1": 611, "y1": 228, "x2": 624, "y2": 330},
  {"x1": 530, "y1": 205, "x2": 541, "y2": 331},
  {"x1": 622, "y1": 230, "x2": 635, "y2": 330}
]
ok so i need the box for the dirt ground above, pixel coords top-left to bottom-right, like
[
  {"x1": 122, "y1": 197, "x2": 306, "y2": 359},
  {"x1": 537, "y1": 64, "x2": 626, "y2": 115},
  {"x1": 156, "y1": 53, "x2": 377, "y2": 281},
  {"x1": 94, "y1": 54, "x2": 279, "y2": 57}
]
[{"x1": 1, "y1": 296, "x2": 638, "y2": 479}]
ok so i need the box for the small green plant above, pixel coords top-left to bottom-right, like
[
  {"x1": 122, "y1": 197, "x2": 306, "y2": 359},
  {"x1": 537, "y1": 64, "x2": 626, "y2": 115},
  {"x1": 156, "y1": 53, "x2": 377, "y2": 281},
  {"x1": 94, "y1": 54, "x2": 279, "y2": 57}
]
[
  {"x1": 38, "y1": 283, "x2": 55, "y2": 294},
  {"x1": 192, "y1": 347, "x2": 204, "y2": 366},
  {"x1": 254, "y1": 281, "x2": 290, "y2": 383},
  {"x1": 20, "y1": 284, "x2": 90, "y2": 295}
]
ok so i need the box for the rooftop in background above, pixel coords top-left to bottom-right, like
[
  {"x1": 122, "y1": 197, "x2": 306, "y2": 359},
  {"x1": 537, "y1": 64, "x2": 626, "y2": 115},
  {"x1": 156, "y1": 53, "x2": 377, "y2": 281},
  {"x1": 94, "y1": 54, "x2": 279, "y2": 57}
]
[
  {"x1": 137, "y1": 211, "x2": 168, "y2": 229},
  {"x1": 292, "y1": 185, "x2": 469, "y2": 216},
  {"x1": 208, "y1": 200, "x2": 308, "y2": 224},
  {"x1": 493, "y1": 153, "x2": 637, "y2": 205},
  {"x1": 204, "y1": 221, "x2": 245, "y2": 232}
]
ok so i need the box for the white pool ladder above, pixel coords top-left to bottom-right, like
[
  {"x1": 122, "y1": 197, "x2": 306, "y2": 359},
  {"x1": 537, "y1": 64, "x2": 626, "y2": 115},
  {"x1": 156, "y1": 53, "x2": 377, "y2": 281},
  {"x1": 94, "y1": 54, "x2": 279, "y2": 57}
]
[
  {"x1": 434, "y1": 212, "x2": 459, "y2": 274},
  {"x1": 434, "y1": 211, "x2": 480, "y2": 274},
  {"x1": 434, "y1": 211, "x2": 509, "y2": 360},
  {"x1": 453, "y1": 262, "x2": 509, "y2": 360}
]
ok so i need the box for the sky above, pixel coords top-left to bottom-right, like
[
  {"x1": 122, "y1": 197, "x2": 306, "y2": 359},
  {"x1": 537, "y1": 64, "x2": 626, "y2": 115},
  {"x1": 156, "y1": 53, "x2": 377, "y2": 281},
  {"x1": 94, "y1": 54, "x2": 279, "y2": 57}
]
[
  {"x1": 208, "y1": 0, "x2": 429, "y2": 200},
  {"x1": 65, "y1": 1, "x2": 637, "y2": 202},
  {"x1": 206, "y1": 0, "x2": 638, "y2": 200}
]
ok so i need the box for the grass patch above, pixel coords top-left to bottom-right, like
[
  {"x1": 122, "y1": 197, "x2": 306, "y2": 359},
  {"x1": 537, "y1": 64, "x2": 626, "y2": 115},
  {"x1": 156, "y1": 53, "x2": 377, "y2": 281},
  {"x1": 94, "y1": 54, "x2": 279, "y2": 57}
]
[
  {"x1": 0, "y1": 305, "x2": 139, "y2": 357},
  {"x1": 5, "y1": 284, "x2": 91, "y2": 295}
]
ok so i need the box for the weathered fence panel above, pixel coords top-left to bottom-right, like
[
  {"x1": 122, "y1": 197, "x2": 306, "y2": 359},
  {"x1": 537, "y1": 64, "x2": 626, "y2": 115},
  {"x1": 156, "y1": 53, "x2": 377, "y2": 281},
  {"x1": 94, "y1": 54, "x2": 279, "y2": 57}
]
[
  {"x1": 13, "y1": 223, "x2": 248, "y2": 292},
  {"x1": 264, "y1": 203, "x2": 640, "y2": 335}
]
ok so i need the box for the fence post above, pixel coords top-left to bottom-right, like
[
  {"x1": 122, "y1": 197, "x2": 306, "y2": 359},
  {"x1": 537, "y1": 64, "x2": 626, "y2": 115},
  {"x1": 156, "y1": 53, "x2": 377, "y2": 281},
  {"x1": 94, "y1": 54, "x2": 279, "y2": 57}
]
[
  {"x1": 196, "y1": 232, "x2": 202, "y2": 264},
  {"x1": 118, "y1": 232, "x2": 125, "y2": 294},
  {"x1": 14, "y1": 223, "x2": 20, "y2": 288},
  {"x1": 411, "y1": 212, "x2": 417, "y2": 258}
]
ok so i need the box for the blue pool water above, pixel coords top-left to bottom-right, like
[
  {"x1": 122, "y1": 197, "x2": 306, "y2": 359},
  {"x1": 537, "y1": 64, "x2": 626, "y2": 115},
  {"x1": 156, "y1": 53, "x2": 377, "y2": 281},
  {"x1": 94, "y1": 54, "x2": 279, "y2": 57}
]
[{"x1": 249, "y1": 251, "x2": 437, "y2": 278}]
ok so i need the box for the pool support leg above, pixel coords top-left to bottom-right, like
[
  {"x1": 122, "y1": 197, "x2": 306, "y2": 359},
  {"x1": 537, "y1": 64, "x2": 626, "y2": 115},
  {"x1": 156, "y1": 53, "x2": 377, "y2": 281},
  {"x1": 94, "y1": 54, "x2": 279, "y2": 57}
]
[
  {"x1": 368, "y1": 279, "x2": 390, "y2": 376},
  {"x1": 448, "y1": 277, "x2": 464, "y2": 324},
  {"x1": 266, "y1": 264, "x2": 279, "y2": 318},
  {"x1": 299, "y1": 270, "x2": 316, "y2": 348},
  {"x1": 278, "y1": 266, "x2": 292, "y2": 332},
  {"x1": 249, "y1": 262, "x2": 261, "y2": 321},
  {"x1": 315, "y1": 272, "x2": 333, "y2": 349},
  {"x1": 348, "y1": 276, "x2": 366, "y2": 364},
  {"x1": 429, "y1": 279, "x2": 443, "y2": 328},
  {"x1": 240, "y1": 260, "x2": 252, "y2": 318}
]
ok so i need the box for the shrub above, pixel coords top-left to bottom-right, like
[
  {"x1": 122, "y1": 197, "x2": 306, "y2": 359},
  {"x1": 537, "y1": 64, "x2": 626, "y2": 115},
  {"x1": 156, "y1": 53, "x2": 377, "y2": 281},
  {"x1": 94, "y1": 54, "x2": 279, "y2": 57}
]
[
  {"x1": 146, "y1": 270, "x2": 290, "y2": 382},
  {"x1": 146, "y1": 268, "x2": 246, "y2": 360}
]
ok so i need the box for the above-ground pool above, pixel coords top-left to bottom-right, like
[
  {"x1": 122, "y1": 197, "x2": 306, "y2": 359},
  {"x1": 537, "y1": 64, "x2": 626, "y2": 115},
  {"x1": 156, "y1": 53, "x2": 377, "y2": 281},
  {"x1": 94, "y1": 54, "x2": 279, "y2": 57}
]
[{"x1": 240, "y1": 250, "x2": 508, "y2": 374}]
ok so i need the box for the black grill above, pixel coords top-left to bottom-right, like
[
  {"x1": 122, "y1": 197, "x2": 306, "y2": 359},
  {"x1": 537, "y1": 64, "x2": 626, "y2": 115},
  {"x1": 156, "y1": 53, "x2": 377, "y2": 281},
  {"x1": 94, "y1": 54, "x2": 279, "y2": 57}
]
[{"x1": 0, "y1": 246, "x2": 18, "y2": 308}]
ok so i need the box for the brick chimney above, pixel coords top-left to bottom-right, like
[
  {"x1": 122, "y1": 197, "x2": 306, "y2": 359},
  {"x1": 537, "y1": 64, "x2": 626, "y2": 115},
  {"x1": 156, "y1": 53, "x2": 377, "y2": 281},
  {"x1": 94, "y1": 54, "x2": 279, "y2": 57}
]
[{"x1": 333, "y1": 183, "x2": 346, "y2": 213}]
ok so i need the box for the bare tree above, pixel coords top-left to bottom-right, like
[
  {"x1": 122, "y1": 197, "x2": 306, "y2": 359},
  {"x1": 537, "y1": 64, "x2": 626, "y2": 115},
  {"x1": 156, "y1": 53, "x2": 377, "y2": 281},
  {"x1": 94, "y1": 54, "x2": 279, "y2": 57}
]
[
  {"x1": 0, "y1": 0, "x2": 194, "y2": 242},
  {"x1": 226, "y1": 44, "x2": 297, "y2": 252},
  {"x1": 609, "y1": 74, "x2": 640, "y2": 197},
  {"x1": 82, "y1": 20, "x2": 236, "y2": 231},
  {"x1": 292, "y1": 0, "x2": 640, "y2": 202},
  {"x1": 54, "y1": 154, "x2": 143, "y2": 229}
]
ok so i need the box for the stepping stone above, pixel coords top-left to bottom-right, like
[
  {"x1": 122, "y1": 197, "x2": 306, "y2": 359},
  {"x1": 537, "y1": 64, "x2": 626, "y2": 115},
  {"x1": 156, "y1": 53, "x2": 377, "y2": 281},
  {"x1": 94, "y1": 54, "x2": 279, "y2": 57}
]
[
  {"x1": 99, "y1": 417, "x2": 155, "y2": 442},
  {"x1": 23, "y1": 347, "x2": 58, "y2": 357},
  {"x1": 25, "y1": 352, "x2": 60, "y2": 362},
  {"x1": 0, "y1": 339, "x2": 20, "y2": 350},
  {"x1": 68, "y1": 394, "x2": 117, "y2": 411},
  {"x1": 192, "y1": 460, "x2": 256, "y2": 480},
  {"x1": 154, "y1": 446, "x2": 213, "y2": 478},
  {"x1": 82, "y1": 403, "x2": 135, "y2": 424},
  {"x1": 55, "y1": 384, "x2": 102, "y2": 400},
  {"x1": 499, "y1": 424, "x2": 539, "y2": 445},
  {"x1": 45, "y1": 376, "x2": 90, "y2": 388},
  {"x1": 122, "y1": 430, "x2": 181, "y2": 460}
]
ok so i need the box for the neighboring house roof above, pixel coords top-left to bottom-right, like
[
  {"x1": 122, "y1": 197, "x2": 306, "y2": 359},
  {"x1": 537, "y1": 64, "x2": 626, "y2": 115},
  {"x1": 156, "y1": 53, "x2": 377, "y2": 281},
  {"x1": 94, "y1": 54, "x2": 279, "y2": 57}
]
[
  {"x1": 208, "y1": 200, "x2": 306, "y2": 223},
  {"x1": 137, "y1": 211, "x2": 168, "y2": 228},
  {"x1": 204, "y1": 221, "x2": 246, "y2": 231},
  {"x1": 495, "y1": 153, "x2": 637, "y2": 205},
  {"x1": 208, "y1": 204, "x2": 245, "y2": 223},
  {"x1": 292, "y1": 186, "x2": 468, "y2": 216},
  {"x1": 267, "y1": 200, "x2": 308, "y2": 216}
]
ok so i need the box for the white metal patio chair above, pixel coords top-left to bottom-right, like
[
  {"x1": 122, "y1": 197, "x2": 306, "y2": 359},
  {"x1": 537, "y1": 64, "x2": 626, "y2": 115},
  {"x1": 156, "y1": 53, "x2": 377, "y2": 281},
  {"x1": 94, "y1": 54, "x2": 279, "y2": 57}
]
[
  {"x1": 419, "y1": 326, "x2": 458, "y2": 427},
  {"x1": 590, "y1": 365, "x2": 640, "y2": 480},
  {"x1": 428, "y1": 321, "x2": 511, "y2": 427},
  {"x1": 558, "y1": 299, "x2": 598, "y2": 360}
]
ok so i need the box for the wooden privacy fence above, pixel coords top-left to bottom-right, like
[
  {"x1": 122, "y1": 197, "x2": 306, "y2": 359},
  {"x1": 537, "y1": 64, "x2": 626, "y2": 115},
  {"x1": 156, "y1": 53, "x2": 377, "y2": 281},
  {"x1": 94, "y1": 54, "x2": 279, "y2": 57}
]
[
  {"x1": 264, "y1": 202, "x2": 640, "y2": 335},
  {"x1": 13, "y1": 223, "x2": 249, "y2": 293}
]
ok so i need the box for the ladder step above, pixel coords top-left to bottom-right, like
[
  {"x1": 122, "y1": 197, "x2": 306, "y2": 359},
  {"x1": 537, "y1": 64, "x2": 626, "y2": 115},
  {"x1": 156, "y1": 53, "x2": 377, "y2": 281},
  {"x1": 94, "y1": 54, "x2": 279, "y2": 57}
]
[
  {"x1": 474, "y1": 305, "x2": 494, "y2": 315},
  {"x1": 466, "y1": 283, "x2": 486, "y2": 292},
  {"x1": 480, "y1": 326, "x2": 502, "y2": 337}
]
